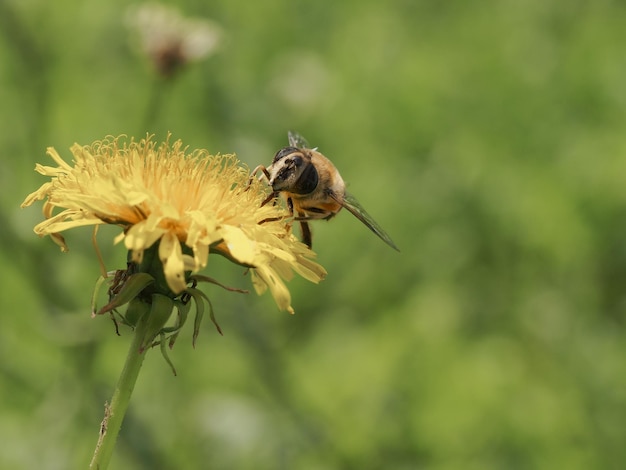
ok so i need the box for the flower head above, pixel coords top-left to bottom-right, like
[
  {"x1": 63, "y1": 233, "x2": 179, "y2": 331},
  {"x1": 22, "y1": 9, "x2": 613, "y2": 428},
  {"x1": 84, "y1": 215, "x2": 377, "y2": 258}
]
[
  {"x1": 22, "y1": 135, "x2": 326, "y2": 313},
  {"x1": 126, "y1": 3, "x2": 221, "y2": 77}
]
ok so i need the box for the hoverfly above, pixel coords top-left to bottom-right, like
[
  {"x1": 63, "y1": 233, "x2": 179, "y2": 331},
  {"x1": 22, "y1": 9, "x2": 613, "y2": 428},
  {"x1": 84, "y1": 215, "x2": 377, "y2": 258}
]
[{"x1": 250, "y1": 131, "x2": 399, "y2": 251}]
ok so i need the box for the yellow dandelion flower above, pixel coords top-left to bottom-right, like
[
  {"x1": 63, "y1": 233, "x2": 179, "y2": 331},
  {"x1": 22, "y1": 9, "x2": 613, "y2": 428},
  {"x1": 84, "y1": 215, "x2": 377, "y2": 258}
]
[{"x1": 21, "y1": 135, "x2": 326, "y2": 314}]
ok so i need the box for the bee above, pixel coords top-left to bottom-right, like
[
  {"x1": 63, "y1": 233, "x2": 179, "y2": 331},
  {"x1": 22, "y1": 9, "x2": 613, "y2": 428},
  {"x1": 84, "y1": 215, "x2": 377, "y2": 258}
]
[{"x1": 250, "y1": 131, "x2": 399, "y2": 251}]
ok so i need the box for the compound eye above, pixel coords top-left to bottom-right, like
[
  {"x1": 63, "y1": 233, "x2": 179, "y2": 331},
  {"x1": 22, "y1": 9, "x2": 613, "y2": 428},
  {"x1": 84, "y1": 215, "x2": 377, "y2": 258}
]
[
  {"x1": 289, "y1": 154, "x2": 303, "y2": 168},
  {"x1": 272, "y1": 146, "x2": 300, "y2": 164}
]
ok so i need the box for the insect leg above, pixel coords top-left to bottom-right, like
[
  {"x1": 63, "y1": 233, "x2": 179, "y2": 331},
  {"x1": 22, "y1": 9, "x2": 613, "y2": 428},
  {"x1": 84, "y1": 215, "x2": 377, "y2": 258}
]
[
  {"x1": 258, "y1": 216, "x2": 282, "y2": 225},
  {"x1": 299, "y1": 218, "x2": 312, "y2": 248},
  {"x1": 260, "y1": 191, "x2": 278, "y2": 207},
  {"x1": 293, "y1": 206, "x2": 312, "y2": 248},
  {"x1": 258, "y1": 196, "x2": 292, "y2": 230},
  {"x1": 247, "y1": 165, "x2": 271, "y2": 190}
]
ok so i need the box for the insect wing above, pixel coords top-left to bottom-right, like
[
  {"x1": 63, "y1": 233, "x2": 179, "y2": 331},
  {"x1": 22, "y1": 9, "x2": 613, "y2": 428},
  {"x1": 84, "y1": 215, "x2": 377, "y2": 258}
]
[
  {"x1": 288, "y1": 130, "x2": 310, "y2": 149},
  {"x1": 333, "y1": 191, "x2": 399, "y2": 251}
]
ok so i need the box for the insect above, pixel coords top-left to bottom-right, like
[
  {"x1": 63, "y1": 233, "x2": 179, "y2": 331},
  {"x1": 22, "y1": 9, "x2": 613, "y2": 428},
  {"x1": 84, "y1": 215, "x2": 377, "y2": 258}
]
[{"x1": 250, "y1": 131, "x2": 399, "y2": 251}]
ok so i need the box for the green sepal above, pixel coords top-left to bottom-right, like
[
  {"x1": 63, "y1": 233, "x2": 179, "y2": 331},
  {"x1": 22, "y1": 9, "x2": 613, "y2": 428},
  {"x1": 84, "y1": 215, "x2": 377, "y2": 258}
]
[
  {"x1": 140, "y1": 293, "x2": 174, "y2": 352},
  {"x1": 123, "y1": 297, "x2": 151, "y2": 328},
  {"x1": 185, "y1": 287, "x2": 223, "y2": 346},
  {"x1": 183, "y1": 288, "x2": 205, "y2": 347},
  {"x1": 96, "y1": 272, "x2": 155, "y2": 316},
  {"x1": 91, "y1": 274, "x2": 109, "y2": 316},
  {"x1": 205, "y1": 295, "x2": 222, "y2": 337},
  {"x1": 189, "y1": 274, "x2": 249, "y2": 293},
  {"x1": 163, "y1": 299, "x2": 191, "y2": 349},
  {"x1": 159, "y1": 332, "x2": 177, "y2": 376}
]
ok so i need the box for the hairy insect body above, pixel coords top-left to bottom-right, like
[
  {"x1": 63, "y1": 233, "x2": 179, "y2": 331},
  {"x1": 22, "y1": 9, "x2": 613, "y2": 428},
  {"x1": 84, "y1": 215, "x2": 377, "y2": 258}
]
[
  {"x1": 283, "y1": 151, "x2": 344, "y2": 220},
  {"x1": 252, "y1": 132, "x2": 398, "y2": 251}
]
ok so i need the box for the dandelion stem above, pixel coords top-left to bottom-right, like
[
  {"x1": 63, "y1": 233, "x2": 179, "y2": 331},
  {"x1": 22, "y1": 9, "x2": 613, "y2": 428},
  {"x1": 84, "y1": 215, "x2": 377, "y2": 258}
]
[
  {"x1": 89, "y1": 309, "x2": 150, "y2": 469},
  {"x1": 141, "y1": 76, "x2": 170, "y2": 134}
]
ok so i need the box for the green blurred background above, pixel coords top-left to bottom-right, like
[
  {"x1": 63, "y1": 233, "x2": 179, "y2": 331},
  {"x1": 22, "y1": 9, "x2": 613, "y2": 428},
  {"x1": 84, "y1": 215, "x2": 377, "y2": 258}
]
[{"x1": 2, "y1": 0, "x2": 626, "y2": 468}]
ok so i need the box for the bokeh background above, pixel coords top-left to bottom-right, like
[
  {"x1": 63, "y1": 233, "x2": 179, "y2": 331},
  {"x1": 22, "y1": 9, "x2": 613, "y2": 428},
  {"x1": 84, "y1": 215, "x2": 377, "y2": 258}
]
[{"x1": 2, "y1": 0, "x2": 626, "y2": 468}]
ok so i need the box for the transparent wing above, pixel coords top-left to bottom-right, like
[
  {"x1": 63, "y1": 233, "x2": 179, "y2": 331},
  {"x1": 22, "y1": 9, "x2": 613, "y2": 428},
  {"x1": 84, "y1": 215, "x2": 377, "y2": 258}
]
[
  {"x1": 288, "y1": 130, "x2": 310, "y2": 149},
  {"x1": 330, "y1": 191, "x2": 399, "y2": 251}
]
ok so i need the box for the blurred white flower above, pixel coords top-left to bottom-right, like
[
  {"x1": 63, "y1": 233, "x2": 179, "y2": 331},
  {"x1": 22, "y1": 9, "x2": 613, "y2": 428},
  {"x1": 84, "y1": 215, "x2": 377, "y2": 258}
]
[{"x1": 126, "y1": 3, "x2": 222, "y2": 77}]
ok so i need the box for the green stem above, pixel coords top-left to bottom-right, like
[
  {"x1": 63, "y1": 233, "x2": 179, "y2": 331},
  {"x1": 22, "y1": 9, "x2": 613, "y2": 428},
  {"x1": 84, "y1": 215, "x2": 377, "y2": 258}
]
[{"x1": 89, "y1": 311, "x2": 150, "y2": 470}]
